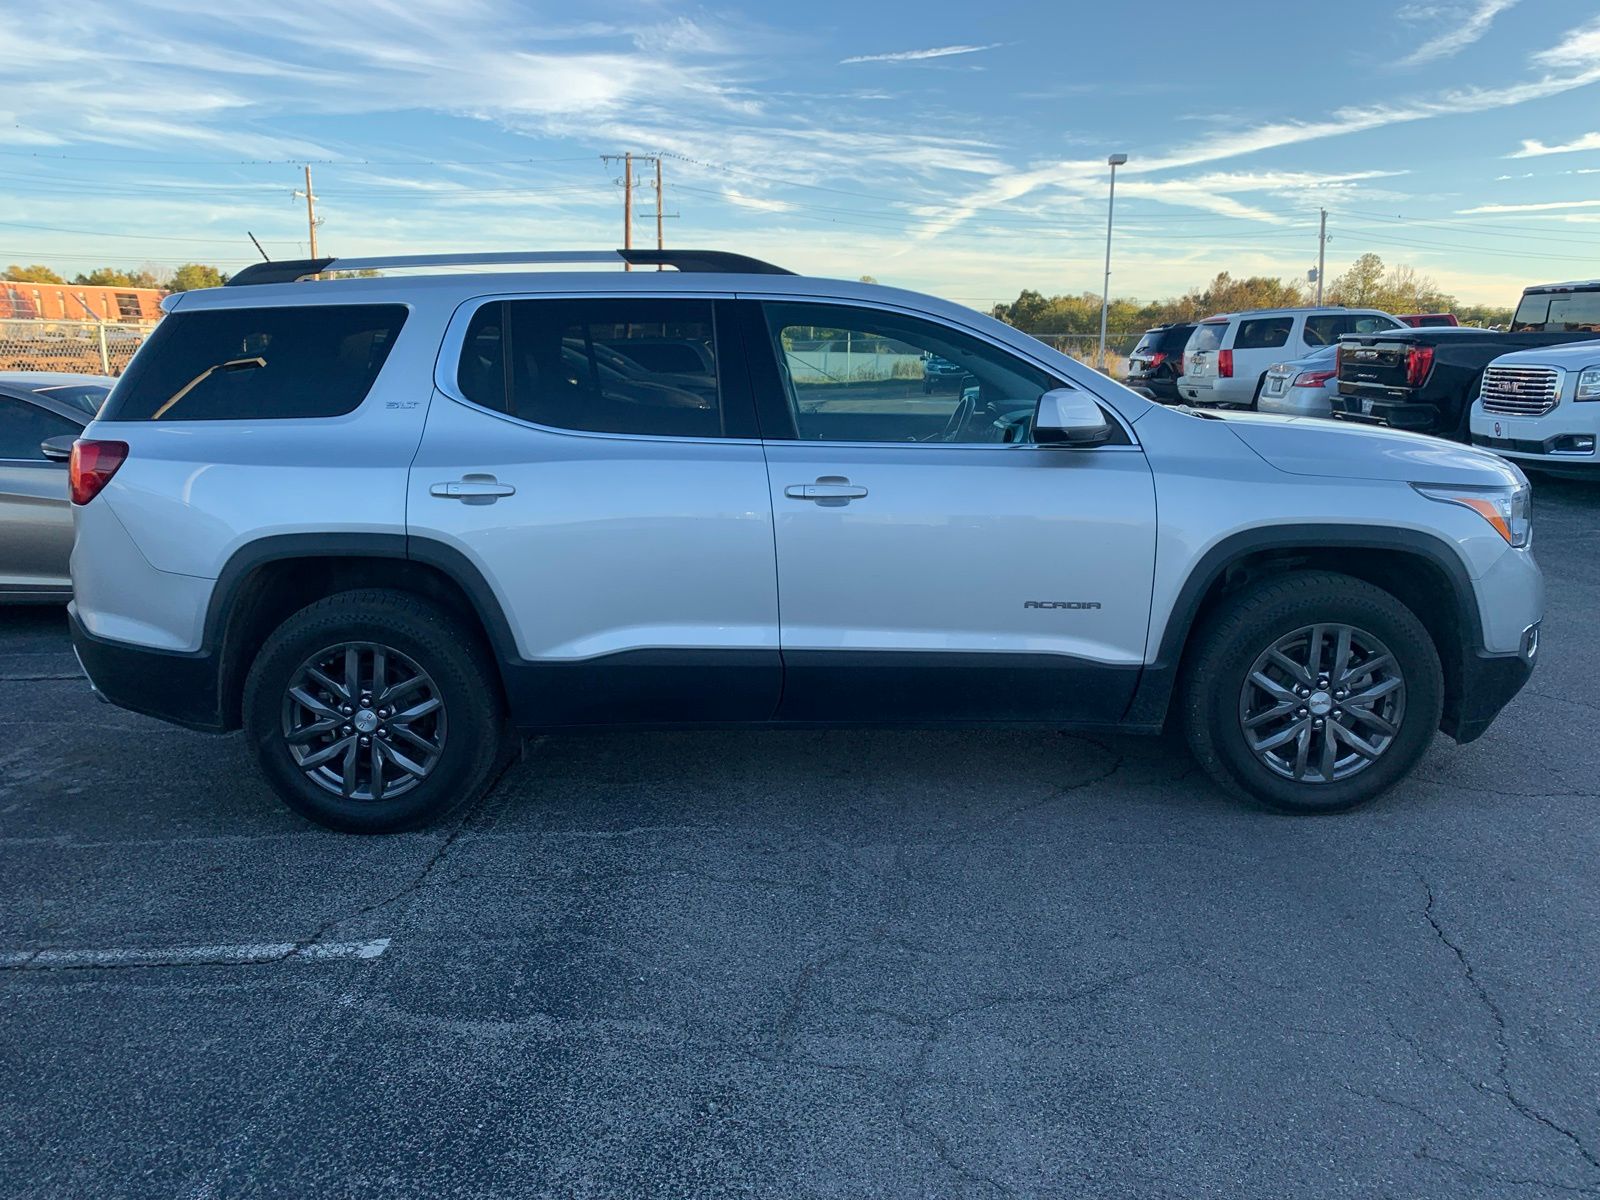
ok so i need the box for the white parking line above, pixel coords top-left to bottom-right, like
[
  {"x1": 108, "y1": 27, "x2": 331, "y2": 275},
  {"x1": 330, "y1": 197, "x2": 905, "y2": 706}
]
[{"x1": 0, "y1": 938, "x2": 391, "y2": 969}]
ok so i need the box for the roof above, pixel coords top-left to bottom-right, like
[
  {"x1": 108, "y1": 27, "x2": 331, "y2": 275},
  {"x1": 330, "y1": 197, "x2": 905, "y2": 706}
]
[
  {"x1": 0, "y1": 371, "x2": 116, "y2": 387},
  {"x1": 1201, "y1": 306, "x2": 1395, "y2": 321},
  {"x1": 1522, "y1": 279, "x2": 1600, "y2": 292}
]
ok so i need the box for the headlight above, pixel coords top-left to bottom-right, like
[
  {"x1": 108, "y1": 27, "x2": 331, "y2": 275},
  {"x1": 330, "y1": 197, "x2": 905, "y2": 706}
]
[
  {"x1": 1413, "y1": 481, "x2": 1531, "y2": 547},
  {"x1": 1576, "y1": 366, "x2": 1600, "y2": 401}
]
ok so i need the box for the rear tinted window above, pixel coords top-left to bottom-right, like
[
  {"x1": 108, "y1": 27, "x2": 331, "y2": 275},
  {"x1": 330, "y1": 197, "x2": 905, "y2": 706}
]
[
  {"x1": 1133, "y1": 331, "x2": 1159, "y2": 356},
  {"x1": 1512, "y1": 290, "x2": 1600, "y2": 333},
  {"x1": 1188, "y1": 322, "x2": 1228, "y2": 353},
  {"x1": 1158, "y1": 324, "x2": 1195, "y2": 351},
  {"x1": 1234, "y1": 317, "x2": 1292, "y2": 350},
  {"x1": 103, "y1": 304, "x2": 407, "y2": 421},
  {"x1": 458, "y1": 298, "x2": 725, "y2": 438}
]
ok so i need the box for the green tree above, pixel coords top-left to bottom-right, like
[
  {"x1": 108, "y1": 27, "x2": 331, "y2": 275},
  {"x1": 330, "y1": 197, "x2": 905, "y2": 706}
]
[
  {"x1": 71, "y1": 267, "x2": 139, "y2": 287},
  {"x1": 165, "y1": 263, "x2": 228, "y2": 291},
  {"x1": 1326, "y1": 253, "x2": 1387, "y2": 308},
  {"x1": 4, "y1": 263, "x2": 64, "y2": 283}
]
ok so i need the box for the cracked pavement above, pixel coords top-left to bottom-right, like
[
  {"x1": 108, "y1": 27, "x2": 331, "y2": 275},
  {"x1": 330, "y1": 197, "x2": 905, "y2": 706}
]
[{"x1": 2, "y1": 478, "x2": 1598, "y2": 1198}]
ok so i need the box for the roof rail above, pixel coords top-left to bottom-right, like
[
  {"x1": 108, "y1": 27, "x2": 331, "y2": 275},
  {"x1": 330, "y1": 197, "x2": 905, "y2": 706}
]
[{"x1": 226, "y1": 248, "x2": 793, "y2": 287}]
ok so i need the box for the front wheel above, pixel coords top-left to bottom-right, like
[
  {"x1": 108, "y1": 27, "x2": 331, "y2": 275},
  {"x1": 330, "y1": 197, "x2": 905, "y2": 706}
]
[
  {"x1": 1181, "y1": 572, "x2": 1443, "y2": 814},
  {"x1": 243, "y1": 589, "x2": 505, "y2": 833}
]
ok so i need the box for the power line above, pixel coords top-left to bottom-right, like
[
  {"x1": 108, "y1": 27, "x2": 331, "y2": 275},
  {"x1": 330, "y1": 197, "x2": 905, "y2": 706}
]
[
  {"x1": 0, "y1": 219, "x2": 298, "y2": 245},
  {"x1": 0, "y1": 148, "x2": 605, "y2": 167}
]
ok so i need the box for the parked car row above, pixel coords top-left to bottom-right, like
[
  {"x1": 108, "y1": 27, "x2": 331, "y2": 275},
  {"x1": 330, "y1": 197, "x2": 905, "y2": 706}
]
[{"x1": 1122, "y1": 277, "x2": 1600, "y2": 478}]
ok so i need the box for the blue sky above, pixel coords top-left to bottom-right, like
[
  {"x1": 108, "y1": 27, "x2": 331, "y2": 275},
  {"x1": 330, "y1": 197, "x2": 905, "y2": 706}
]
[{"x1": 3, "y1": 0, "x2": 1599, "y2": 308}]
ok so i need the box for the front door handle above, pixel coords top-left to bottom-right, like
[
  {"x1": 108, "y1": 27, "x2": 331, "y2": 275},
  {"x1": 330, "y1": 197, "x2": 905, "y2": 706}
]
[
  {"x1": 430, "y1": 474, "x2": 516, "y2": 504},
  {"x1": 784, "y1": 476, "x2": 868, "y2": 505}
]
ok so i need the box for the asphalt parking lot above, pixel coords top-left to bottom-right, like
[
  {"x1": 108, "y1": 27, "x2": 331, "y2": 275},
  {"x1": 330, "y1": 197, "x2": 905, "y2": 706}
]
[{"x1": 1, "y1": 481, "x2": 1597, "y2": 1199}]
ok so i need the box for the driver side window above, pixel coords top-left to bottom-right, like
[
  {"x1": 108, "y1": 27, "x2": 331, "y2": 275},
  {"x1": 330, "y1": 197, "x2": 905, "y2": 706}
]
[{"x1": 763, "y1": 302, "x2": 1059, "y2": 444}]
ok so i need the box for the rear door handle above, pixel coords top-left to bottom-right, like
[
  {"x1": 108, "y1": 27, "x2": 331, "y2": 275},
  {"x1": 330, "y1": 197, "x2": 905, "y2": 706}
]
[
  {"x1": 430, "y1": 474, "x2": 516, "y2": 504},
  {"x1": 784, "y1": 477, "x2": 868, "y2": 505}
]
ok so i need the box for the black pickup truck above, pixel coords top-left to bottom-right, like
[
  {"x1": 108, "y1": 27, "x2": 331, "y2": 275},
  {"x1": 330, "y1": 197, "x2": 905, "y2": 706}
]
[{"x1": 1331, "y1": 279, "x2": 1600, "y2": 439}]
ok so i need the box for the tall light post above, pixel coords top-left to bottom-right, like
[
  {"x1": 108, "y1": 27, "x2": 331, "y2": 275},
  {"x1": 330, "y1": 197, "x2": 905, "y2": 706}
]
[{"x1": 1099, "y1": 153, "x2": 1128, "y2": 366}]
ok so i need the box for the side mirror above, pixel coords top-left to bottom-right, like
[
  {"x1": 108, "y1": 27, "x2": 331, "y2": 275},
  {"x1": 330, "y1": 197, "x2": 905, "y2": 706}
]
[
  {"x1": 40, "y1": 434, "x2": 76, "y2": 463},
  {"x1": 1033, "y1": 388, "x2": 1111, "y2": 447}
]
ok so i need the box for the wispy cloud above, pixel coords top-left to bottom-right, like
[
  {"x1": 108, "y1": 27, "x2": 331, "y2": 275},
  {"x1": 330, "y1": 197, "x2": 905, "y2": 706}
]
[
  {"x1": 717, "y1": 188, "x2": 793, "y2": 213},
  {"x1": 1510, "y1": 130, "x2": 1600, "y2": 157},
  {"x1": 917, "y1": 13, "x2": 1600, "y2": 240},
  {"x1": 1459, "y1": 199, "x2": 1600, "y2": 213},
  {"x1": 1396, "y1": 0, "x2": 1518, "y2": 66},
  {"x1": 840, "y1": 44, "x2": 1000, "y2": 65}
]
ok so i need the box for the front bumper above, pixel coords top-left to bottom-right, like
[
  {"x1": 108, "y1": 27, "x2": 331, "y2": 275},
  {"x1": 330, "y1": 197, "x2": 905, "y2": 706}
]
[
  {"x1": 1444, "y1": 638, "x2": 1537, "y2": 743},
  {"x1": 69, "y1": 607, "x2": 227, "y2": 732}
]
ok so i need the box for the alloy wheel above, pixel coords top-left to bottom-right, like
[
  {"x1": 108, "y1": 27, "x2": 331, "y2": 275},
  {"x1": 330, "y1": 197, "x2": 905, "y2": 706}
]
[
  {"x1": 1238, "y1": 623, "x2": 1406, "y2": 784},
  {"x1": 281, "y1": 641, "x2": 447, "y2": 802}
]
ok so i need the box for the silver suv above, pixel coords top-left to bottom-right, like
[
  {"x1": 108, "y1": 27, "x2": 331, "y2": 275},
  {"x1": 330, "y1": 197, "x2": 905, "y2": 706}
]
[
  {"x1": 67, "y1": 250, "x2": 1543, "y2": 832},
  {"x1": 1180, "y1": 307, "x2": 1405, "y2": 409}
]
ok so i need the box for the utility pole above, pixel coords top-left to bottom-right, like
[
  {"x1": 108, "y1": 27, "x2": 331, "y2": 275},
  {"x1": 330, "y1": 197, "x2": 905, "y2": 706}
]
[
  {"x1": 1315, "y1": 208, "x2": 1327, "y2": 306},
  {"x1": 294, "y1": 166, "x2": 321, "y2": 259},
  {"x1": 655, "y1": 156, "x2": 664, "y2": 267},
  {"x1": 623, "y1": 152, "x2": 633, "y2": 270},
  {"x1": 603, "y1": 154, "x2": 673, "y2": 267}
]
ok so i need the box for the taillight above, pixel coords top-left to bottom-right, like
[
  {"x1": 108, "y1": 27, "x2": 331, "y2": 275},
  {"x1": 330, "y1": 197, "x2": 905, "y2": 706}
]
[
  {"x1": 1405, "y1": 345, "x2": 1435, "y2": 388},
  {"x1": 1293, "y1": 369, "x2": 1338, "y2": 387},
  {"x1": 1335, "y1": 344, "x2": 1343, "y2": 376},
  {"x1": 1147, "y1": 351, "x2": 1167, "y2": 370},
  {"x1": 69, "y1": 439, "x2": 128, "y2": 506},
  {"x1": 1218, "y1": 349, "x2": 1234, "y2": 378}
]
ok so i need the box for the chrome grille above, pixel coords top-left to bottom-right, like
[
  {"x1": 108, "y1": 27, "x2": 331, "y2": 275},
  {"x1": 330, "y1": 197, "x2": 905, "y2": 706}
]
[{"x1": 1482, "y1": 365, "x2": 1560, "y2": 416}]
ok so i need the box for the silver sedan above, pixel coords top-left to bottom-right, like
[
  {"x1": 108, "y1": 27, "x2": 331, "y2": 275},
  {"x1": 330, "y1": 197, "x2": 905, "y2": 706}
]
[
  {"x1": 1256, "y1": 343, "x2": 1339, "y2": 418},
  {"x1": 0, "y1": 372, "x2": 114, "y2": 602}
]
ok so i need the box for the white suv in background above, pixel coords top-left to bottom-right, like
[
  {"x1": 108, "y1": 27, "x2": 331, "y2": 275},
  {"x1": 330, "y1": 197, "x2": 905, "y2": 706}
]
[
  {"x1": 1471, "y1": 341, "x2": 1600, "y2": 477},
  {"x1": 68, "y1": 250, "x2": 1541, "y2": 833},
  {"x1": 1180, "y1": 307, "x2": 1405, "y2": 409}
]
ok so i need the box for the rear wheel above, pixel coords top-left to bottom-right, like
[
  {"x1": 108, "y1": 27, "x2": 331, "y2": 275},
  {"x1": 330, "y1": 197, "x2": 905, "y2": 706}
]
[
  {"x1": 1181, "y1": 572, "x2": 1442, "y2": 814},
  {"x1": 243, "y1": 589, "x2": 505, "y2": 833}
]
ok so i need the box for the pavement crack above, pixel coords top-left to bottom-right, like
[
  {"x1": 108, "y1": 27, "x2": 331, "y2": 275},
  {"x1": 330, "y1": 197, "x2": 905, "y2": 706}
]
[
  {"x1": 292, "y1": 750, "x2": 523, "y2": 952},
  {"x1": 1421, "y1": 876, "x2": 1600, "y2": 1178},
  {"x1": 1417, "y1": 1148, "x2": 1600, "y2": 1196}
]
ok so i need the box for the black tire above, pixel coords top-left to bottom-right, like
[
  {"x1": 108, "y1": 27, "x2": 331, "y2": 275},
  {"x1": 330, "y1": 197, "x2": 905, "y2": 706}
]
[
  {"x1": 1248, "y1": 372, "x2": 1267, "y2": 411},
  {"x1": 243, "y1": 589, "x2": 505, "y2": 833},
  {"x1": 1181, "y1": 571, "x2": 1443, "y2": 814}
]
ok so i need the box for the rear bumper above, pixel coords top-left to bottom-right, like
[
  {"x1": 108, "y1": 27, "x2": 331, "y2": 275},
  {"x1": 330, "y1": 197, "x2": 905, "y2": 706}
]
[
  {"x1": 69, "y1": 606, "x2": 227, "y2": 732},
  {"x1": 1330, "y1": 394, "x2": 1438, "y2": 430},
  {"x1": 1127, "y1": 375, "x2": 1179, "y2": 402}
]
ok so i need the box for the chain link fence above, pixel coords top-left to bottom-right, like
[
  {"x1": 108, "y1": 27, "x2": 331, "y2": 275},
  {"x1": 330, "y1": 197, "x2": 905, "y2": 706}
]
[
  {"x1": 1026, "y1": 332, "x2": 1142, "y2": 376},
  {"x1": 0, "y1": 319, "x2": 151, "y2": 377}
]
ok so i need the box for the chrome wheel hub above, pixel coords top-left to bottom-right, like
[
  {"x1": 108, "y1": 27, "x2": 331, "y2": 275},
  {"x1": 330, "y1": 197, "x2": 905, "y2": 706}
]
[
  {"x1": 1238, "y1": 623, "x2": 1406, "y2": 784},
  {"x1": 281, "y1": 641, "x2": 446, "y2": 802}
]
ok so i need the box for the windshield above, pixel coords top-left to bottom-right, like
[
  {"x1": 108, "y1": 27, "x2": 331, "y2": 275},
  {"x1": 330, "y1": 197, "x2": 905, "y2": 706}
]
[
  {"x1": 1511, "y1": 289, "x2": 1600, "y2": 333},
  {"x1": 29, "y1": 383, "x2": 111, "y2": 415}
]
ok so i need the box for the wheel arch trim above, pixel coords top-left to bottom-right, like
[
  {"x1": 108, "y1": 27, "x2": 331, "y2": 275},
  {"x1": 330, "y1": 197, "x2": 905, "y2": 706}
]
[{"x1": 1126, "y1": 523, "x2": 1481, "y2": 728}]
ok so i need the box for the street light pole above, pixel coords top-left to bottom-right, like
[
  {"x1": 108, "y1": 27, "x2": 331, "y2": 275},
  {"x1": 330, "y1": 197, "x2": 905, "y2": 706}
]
[{"x1": 1098, "y1": 153, "x2": 1128, "y2": 366}]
